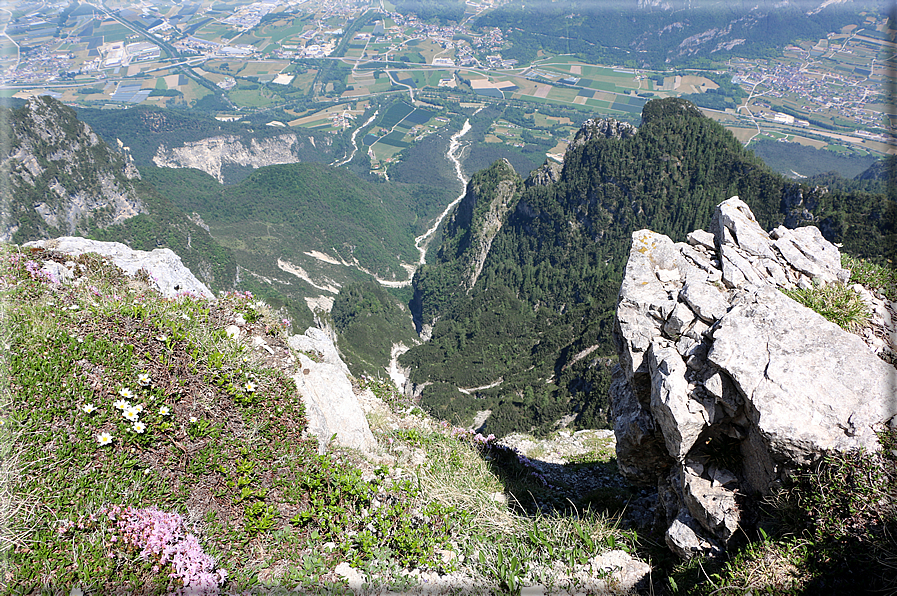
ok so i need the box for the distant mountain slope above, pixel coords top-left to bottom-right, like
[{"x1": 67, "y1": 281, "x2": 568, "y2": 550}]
[
  {"x1": 749, "y1": 139, "x2": 880, "y2": 180},
  {"x1": 76, "y1": 105, "x2": 344, "y2": 184},
  {"x1": 400, "y1": 97, "x2": 895, "y2": 437},
  {"x1": 1, "y1": 96, "x2": 237, "y2": 292},
  {"x1": 143, "y1": 162, "x2": 448, "y2": 284},
  {"x1": 475, "y1": 0, "x2": 874, "y2": 68}
]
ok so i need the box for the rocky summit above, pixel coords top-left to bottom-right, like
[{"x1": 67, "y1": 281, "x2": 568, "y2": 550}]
[{"x1": 611, "y1": 196, "x2": 897, "y2": 559}]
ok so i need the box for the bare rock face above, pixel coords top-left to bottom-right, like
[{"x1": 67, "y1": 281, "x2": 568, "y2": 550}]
[
  {"x1": 24, "y1": 236, "x2": 213, "y2": 299},
  {"x1": 153, "y1": 134, "x2": 306, "y2": 183},
  {"x1": 611, "y1": 196, "x2": 897, "y2": 559},
  {"x1": 570, "y1": 117, "x2": 637, "y2": 149},
  {"x1": 3, "y1": 96, "x2": 146, "y2": 241},
  {"x1": 525, "y1": 160, "x2": 563, "y2": 188},
  {"x1": 288, "y1": 328, "x2": 377, "y2": 454}
]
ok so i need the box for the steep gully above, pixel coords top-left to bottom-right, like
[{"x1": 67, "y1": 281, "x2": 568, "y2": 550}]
[{"x1": 310, "y1": 117, "x2": 474, "y2": 287}]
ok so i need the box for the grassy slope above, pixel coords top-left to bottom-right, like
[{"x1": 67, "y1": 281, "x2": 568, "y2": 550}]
[{"x1": 2, "y1": 244, "x2": 639, "y2": 594}]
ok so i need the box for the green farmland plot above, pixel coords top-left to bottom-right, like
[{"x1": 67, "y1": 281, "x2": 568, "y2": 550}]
[
  {"x1": 370, "y1": 141, "x2": 404, "y2": 162},
  {"x1": 404, "y1": 108, "x2": 436, "y2": 126},
  {"x1": 585, "y1": 98, "x2": 612, "y2": 109},
  {"x1": 380, "y1": 101, "x2": 415, "y2": 128},
  {"x1": 545, "y1": 86, "x2": 581, "y2": 104},
  {"x1": 378, "y1": 130, "x2": 411, "y2": 148}
]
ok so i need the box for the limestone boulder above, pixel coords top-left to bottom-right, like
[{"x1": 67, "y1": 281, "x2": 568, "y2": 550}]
[
  {"x1": 611, "y1": 196, "x2": 897, "y2": 559},
  {"x1": 24, "y1": 236, "x2": 213, "y2": 299},
  {"x1": 288, "y1": 328, "x2": 376, "y2": 453},
  {"x1": 708, "y1": 284, "x2": 897, "y2": 469}
]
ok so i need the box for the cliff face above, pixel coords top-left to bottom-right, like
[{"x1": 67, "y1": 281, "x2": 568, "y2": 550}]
[
  {"x1": 611, "y1": 197, "x2": 897, "y2": 559},
  {"x1": 153, "y1": 133, "x2": 326, "y2": 184},
  {"x1": 2, "y1": 96, "x2": 147, "y2": 242},
  {"x1": 439, "y1": 159, "x2": 522, "y2": 290}
]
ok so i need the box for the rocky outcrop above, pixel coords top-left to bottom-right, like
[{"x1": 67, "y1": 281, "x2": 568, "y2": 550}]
[
  {"x1": 525, "y1": 160, "x2": 563, "y2": 188},
  {"x1": 611, "y1": 196, "x2": 897, "y2": 559},
  {"x1": 570, "y1": 118, "x2": 637, "y2": 149},
  {"x1": 153, "y1": 134, "x2": 308, "y2": 183},
  {"x1": 466, "y1": 177, "x2": 518, "y2": 289},
  {"x1": 3, "y1": 96, "x2": 146, "y2": 241},
  {"x1": 438, "y1": 159, "x2": 522, "y2": 291},
  {"x1": 288, "y1": 328, "x2": 377, "y2": 454},
  {"x1": 24, "y1": 236, "x2": 213, "y2": 299}
]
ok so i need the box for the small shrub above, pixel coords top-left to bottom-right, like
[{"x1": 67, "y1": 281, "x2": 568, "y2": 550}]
[
  {"x1": 843, "y1": 254, "x2": 897, "y2": 301},
  {"x1": 782, "y1": 282, "x2": 870, "y2": 332}
]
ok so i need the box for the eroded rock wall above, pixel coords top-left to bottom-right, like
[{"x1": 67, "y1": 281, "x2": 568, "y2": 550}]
[
  {"x1": 3, "y1": 96, "x2": 146, "y2": 241},
  {"x1": 153, "y1": 133, "x2": 310, "y2": 183},
  {"x1": 611, "y1": 196, "x2": 897, "y2": 559}
]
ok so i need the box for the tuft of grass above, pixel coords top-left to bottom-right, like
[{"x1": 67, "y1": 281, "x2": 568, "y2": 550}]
[
  {"x1": 3, "y1": 244, "x2": 640, "y2": 594},
  {"x1": 782, "y1": 282, "x2": 870, "y2": 332},
  {"x1": 843, "y1": 253, "x2": 897, "y2": 301}
]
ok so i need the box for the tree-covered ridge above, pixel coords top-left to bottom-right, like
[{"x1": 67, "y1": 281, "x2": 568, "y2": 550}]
[
  {"x1": 474, "y1": 0, "x2": 871, "y2": 69},
  {"x1": 392, "y1": 0, "x2": 467, "y2": 24},
  {"x1": 145, "y1": 162, "x2": 445, "y2": 282},
  {"x1": 411, "y1": 159, "x2": 525, "y2": 325},
  {"x1": 401, "y1": 97, "x2": 895, "y2": 438}
]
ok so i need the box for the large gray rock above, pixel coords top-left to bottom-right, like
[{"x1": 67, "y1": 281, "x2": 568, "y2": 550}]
[
  {"x1": 709, "y1": 284, "x2": 897, "y2": 469},
  {"x1": 611, "y1": 197, "x2": 897, "y2": 558},
  {"x1": 648, "y1": 341, "x2": 706, "y2": 461},
  {"x1": 288, "y1": 329, "x2": 377, "y2": 454},
  {"x1": 24, "y1": 236, "x2": 213, "y2": 299}
]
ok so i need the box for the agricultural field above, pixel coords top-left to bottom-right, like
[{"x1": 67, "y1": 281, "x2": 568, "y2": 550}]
[
  {"x1": 4, "y1": 0, "x2": 892, "y2": 174},
  {"x1": 361, "y1": 101, "x2": 447, "y2": 165}
]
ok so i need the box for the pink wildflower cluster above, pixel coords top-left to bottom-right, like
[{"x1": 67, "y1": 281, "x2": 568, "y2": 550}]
[
  {"x1": 221, "y1": 290, "x2": 253, "y2": 300},
  {"x1": 24, "y1": 260, "x2": 58, "y2": 284},
  {"x1": 100, "y1": 505, "x2": 226, "y2": 595},
  {"x1": 450, "y1": 426, "x2": 496, "y2": 446}
]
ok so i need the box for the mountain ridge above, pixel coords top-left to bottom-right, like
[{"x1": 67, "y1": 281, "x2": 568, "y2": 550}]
[{"x1": 400, "y1": 97, "x2": 895, "y2": 438}]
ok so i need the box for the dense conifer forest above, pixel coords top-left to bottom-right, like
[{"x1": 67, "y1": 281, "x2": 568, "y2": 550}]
[{"x1": 399, "y1": 98, "x2": 895, "y2": 437}]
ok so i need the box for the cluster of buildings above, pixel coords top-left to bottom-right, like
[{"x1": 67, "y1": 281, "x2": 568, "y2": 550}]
[
  {"x1": 223, "y1": 1, "x2": 279, "y2": 31},
  {"x1": 1, "y1": 44, "x2": 77, "y2": 86},
  {"x1": 274, "y1": 40, "x2": 336, "y2": 60},
  {"x1": 98, "y1": 41, "x2": 161, "y2": 68},
  {"x1": 729, "y1": 51, "x2": 882, "y2": 128},
  {"x1": 173, "y1": 36, "x2": 257, "y2": 58}
]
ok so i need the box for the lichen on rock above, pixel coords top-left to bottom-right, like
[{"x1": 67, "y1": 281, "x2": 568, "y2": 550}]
[{"x1": 611, "y1": 196, "x2": 897, "y2": 558}]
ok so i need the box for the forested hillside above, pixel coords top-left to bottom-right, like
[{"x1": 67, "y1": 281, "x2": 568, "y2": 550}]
[
  {"x1": 144, "y1": 162, "x2": 447, "y2": 282},
  {"x1": 2, "y1": 96, "x2": 238, "y2": 293},
  {"x1": 474, "y1": 0, "x2": 869, "y2": 68},
  {"x1": 400, "y1": 98, "x2": 895, "y2": 437},
  {"x1": 77, "y1": 105, "x2": 343, "y2": 183}
]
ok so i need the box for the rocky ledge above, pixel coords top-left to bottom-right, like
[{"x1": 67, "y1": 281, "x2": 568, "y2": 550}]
[{"x1": 611, "y1": 197, "x2": 897, "y2": 559}]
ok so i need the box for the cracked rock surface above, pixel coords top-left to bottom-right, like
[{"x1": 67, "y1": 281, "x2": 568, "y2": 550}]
[{"x1": 611, "y1": 196, "x2": 897, "y2": 558}]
